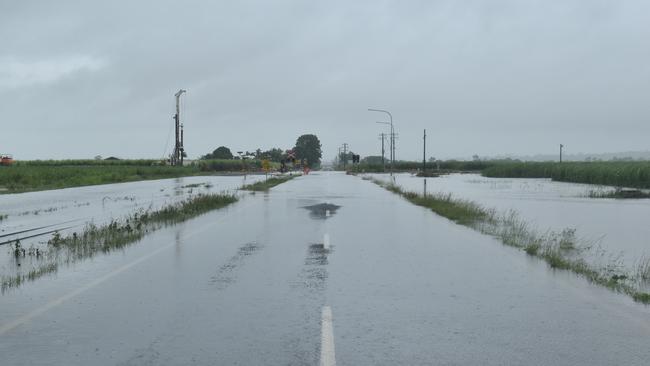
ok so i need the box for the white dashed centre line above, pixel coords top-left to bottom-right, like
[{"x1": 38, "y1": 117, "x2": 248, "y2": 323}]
[
  {"x1": 320, "y1": 306, "x2": 336, "y2": 366},
  {"x1": 323, "y1": 233, "x2": 330, "y2": 250}
]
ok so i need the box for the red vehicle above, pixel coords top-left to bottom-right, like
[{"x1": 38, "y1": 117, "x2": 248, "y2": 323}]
[{"x1": 1, "y1": 154, "x2": 13, "y2": 166}]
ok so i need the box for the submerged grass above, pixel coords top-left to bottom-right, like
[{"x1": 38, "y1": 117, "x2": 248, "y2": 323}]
[
  {"x1": 369, "y1": 177, "x2": 650, "y2": 304},
  {"x1": 1, "y1": 193, "x2": 237, "y2": 292},
  {"x1": 586, "y1": 188, "x2": 650, "y2": 199},
  {"x1": 241, "y1": 176, "x2": 296, "y2": 191}
]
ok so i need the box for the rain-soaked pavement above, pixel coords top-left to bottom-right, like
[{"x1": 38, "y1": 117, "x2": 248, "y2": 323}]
[{"x1": 1, "y1": 172, "x2": 650, "y2": 365}]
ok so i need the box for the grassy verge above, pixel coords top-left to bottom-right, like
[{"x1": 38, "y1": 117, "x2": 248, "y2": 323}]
[
  {"x1": 482, "y1": 161, "x2": 650, "y2": 189},
  {"x1": 2, "y1": 193, "x2": 237, "y2": 291},
  {"x1": 241, "y1": 176, "x2": 296, "y2": 191},
  {"x1": 0, "y1": 159, "x2": 275, "y2": 193},
  {"x1": 369, "y1": 177, "x2": 650, "y2": 304}
]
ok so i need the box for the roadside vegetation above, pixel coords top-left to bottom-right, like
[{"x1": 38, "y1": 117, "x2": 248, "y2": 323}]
[
  {"x1": 2, "y1": 193, "x2": 237, "y2": 291},
  {"x1": 241, "y1": 176, "x2": 296, "y2": 191},
  {"x1": 0, "y1": 159, "x2": 273, "y2": 193},
  {"x1": 368, "y1": 177, "x2": 650, "y2": 304}
]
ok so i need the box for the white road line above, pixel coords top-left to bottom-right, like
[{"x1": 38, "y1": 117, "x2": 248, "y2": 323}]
[
  {"x1": 323, "y1": 233, "x2": 330, "y2": 250},
  {"x1": 0, "y1": 213, "x2": 219, "y2": 336},
  {"x1": 320, "y1": 306, "x2": 336, "y2": 366}
]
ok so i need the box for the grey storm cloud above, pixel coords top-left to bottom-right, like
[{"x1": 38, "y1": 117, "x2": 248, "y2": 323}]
[{"x1": 1, "y1": 0, "x2": 649, "y2": 160}]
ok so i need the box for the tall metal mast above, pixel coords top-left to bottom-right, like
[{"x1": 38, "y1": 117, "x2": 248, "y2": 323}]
[
  {"x1": 422, "y1": 129, "x2": 426, "y2": 172},
  {"x1": 171, "y1": 89, "x2": 186, "y2": 166}
]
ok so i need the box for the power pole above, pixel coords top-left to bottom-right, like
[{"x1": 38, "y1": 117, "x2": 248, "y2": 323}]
[
  {"x1": 422, "y1": 129, "x2": 426, "y2": 172},
  {"x1": 171, "y1": 89, "x2": 186, "y2": 166},
  {"x1": 560, "y1": 144, "x2": 564, "y2": 163},
  {"x1": 342, "y1": 143, "x2": 349, "y2": 169},
  {"x1": 368, "y1": 108, "x2": 394, "y2": 175},
  {"x1": 379, "y1": 133, "x2": 386, "y2": 171},
  {"x1": 391, "y1": 130, "x2": 395, "y2": 168}
]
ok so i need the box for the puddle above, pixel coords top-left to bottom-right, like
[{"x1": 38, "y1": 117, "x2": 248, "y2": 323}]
[{"x1": 302, "y1": 203, "x2": 341, "y2": 220}]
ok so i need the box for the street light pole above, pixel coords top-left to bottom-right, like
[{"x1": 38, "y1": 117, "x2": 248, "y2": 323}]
[{"x1": 369, "y1": 108, "x2": 394, "y2": 174}]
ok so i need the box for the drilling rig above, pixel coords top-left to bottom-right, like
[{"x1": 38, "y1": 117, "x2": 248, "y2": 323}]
[{"x1": 170, "y1": 89, "x2": 186, "y2": 166}]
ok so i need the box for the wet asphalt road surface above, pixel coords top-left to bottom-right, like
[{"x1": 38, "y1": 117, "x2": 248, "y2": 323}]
[{"x1": 1, "y1": 172, "x2": 650, "y2": 365}]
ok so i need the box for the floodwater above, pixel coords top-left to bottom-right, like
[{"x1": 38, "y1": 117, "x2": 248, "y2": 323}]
[
  {"x1": 368, "y1": 173, "x2": 650, "y2": 270},
  {"x1": 1, "y1": 172, "x2": 650, "y2": 365},
  {"x1": 0, "y1": 175, "x2": 264, "y2": 277}
]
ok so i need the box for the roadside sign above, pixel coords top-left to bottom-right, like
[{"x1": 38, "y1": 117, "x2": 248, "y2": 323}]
[{"x1": 262, "y1": 159, "x2": 271, "y2": 172}]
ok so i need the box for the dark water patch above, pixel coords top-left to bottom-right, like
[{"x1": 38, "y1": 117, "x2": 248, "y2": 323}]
[
  {"x1": 307, "y1": 243, "x2": 332, "y2": 264},
  {"x1": 302, "y1": 203, "x2": 341, "y2": 220}
]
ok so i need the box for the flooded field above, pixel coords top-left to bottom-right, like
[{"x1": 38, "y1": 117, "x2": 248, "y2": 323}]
[
  {"x1": 367, "y1": 173, "x2": 650, "y2": 273},
  {"x1": 0, "y1": 175, "x2": 265, "y2": 288}
]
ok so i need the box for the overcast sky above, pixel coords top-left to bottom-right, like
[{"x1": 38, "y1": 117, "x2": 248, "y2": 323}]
[{"x1": 2, "y1": 1, "x2": 649, "y2": 161}]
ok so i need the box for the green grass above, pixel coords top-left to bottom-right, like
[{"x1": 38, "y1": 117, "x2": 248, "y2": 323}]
[
  {"x1": 369, "y1": 177, "x2": 650, "y2": 304},
  {"x1": 346, "y1": 160, "x2": 496, "y2": 173},
  {"x1": 376, "y1": 180, "x2": 493, "y2": 225},
  {"x1": 13, "y1": 159, "x2": 164, "y2": 166},
  {"x1": 0, "y1": 165, "x2": 199, "y2": 193},
  {"x1": 1, "y1": 193, "x2": 238, "y2": 292},
  {"x1": 482, "y1": 161, "x2": 650, "y2": 189},
  {"x1": 241, "y1": 176, "x2": 296, "y2": 191},
  {"x1": 0, "y1": 159, "x2": 275, "y2": 193}
]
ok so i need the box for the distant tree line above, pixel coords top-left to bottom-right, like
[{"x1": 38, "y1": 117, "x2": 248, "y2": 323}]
[{"x1": 200, "y1": 134, "x2": 322, "y2": 168}]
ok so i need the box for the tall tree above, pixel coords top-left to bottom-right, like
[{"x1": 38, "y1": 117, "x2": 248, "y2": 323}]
[
  {"x1": 294, "y1": 134, "x2": 322, "y2": 167},
  {"x1": 203, "y1": 146, "x2": 233, "y2": 160}
]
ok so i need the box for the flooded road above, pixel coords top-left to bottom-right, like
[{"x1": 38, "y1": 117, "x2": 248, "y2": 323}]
[{"x1": 1, "y1": 172, "x2": 650, "y2": 365}]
